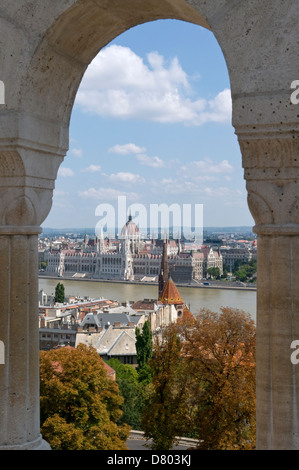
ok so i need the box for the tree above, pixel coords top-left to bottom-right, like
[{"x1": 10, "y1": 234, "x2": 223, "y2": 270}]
[
  {"x1": 142, "y1": 308, "x2": 256, "y2": 450},
  {"x1": 54, "y1": 282, "x2": 65, "y2": 303},
  {"x1": 207, "y1": 267, "x2": 221, "y2": 279},
  {"x1": 221, "y1": 267, "x2": 228, "y2": 279},
  {"x1": 141, "y1": 325, "x2": 189, "y2": 450},
  {"x1": 234, "y1": 269, "x2": 248, "y2": 282},
  {"x1": 135, "y1": 320, "x2": 153, "y2": 383},
  {"x1": 106, "y1": 358, "x2": 145, "y2": 430},
  {"x1": 234, "y1": 260, "x2": 257, "y2": 283},
  {"x1": 40, "y1": 344, "x2": 130, "y2": 450},
  {"x1": 182, "y1": 308, "x2": 256, "y2": 450}
]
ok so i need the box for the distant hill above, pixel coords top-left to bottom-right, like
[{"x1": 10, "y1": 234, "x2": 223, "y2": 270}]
[
  {"x1": 41, "y1": 227, "x2": 96, "y2": 237},
  {"x1": 41, "y1": 225, "x2": 254, "y2": 237},
  {"x1": 204, "y1": 226, "x2": 254, "y2": 234}
]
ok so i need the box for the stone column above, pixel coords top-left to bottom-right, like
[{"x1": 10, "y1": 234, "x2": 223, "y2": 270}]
[
  {"x1": 239, "y1": 130, "x2": 299, "y2": 450},
  {"x1": 0, "y1": 149, "x2": 63, "y2": 450},
  {"x1": 0, "y1": 228, "x2": 48, "y2": 449}
]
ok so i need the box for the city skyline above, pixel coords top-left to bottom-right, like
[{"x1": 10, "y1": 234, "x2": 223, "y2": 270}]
[{"x1": 43, "y1": 19, "x2": 255, "y2": 231}]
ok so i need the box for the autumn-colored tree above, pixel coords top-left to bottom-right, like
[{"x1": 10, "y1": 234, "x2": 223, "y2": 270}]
[
  {"x1": 40, "y1": 344, "x2": 130, "y2": 450},
  {"x1": 182, "y1": 307, "x2": 256, "y2": 450},
  {"x1": 141, "y1": 325, "x2": 190, "y2": 450},
  {"x1": 142, "y1": 308, "x2": 256, "y2": 450}
]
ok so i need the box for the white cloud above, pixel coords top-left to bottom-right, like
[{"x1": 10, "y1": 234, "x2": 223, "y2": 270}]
[
  {"x1": 109, "y1": 143, "x2": 146, "y2": 155},
  {"x1": 71, "y1": 148, "x2": 83, "y2": 158},
  {"x1": 108, "y1": 143, "x2": 165, "y2": 168},
  {"x1": 193, "y1": 158, "x2": 234, "y2": 174},
  {"x1": 58, "y1": 167, "x2": 75, "y2": 177},
  {"x1": 203, "y1": 186, "x2": 236, "y2": 198},
  {"x1": 78, "y1": 187, "x2": 139, "y2": 201},
  {"x1": 150, "y1": 156, "x2": 236, "y2": 199},
  {"x1": 81, "y1": 165, "x2": 102, "y2": 173},
  {"x1": 151, "y1": 176, "x2": 240, "y2": 201},
  {"x1": 191, "y1": 89, "x2": 232, "y2": 125},
  {"x1": 53, "y1": 189, "x2": 67, "y2": 197},
  {"x1": 136, "y1": 154, "x2": 165, "y2": 168},
  {"x1": 109, "y1": 172, "x2": 145, "y2": 184},
  {"x1": 75, "y1": 45, "x2": 232, "y2": 126}
]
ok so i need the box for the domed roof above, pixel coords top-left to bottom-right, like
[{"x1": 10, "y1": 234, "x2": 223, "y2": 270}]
[{"x1": 120, "y1": 215, "x2": 139, "y2": 238}]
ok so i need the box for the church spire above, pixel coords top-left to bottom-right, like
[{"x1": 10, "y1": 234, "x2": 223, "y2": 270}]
[{"x1": 158, "y1": 239, "x2": 169, "y2": 300}]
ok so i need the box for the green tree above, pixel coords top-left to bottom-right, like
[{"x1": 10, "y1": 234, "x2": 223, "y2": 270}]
[
  {"x1": 106, "y1": 358, "x2": 145, "y2": 430},
  {"x1": 221, "y1": 266, "x2": 228, "y2": 279},
  {"x1": 235, "y1": 269, "x2": 248, "y2": 282},
  {"x1": 207, "y1": 267, "x2": 221, "y2": 279},
  {"x1": 135, "y1": 320, "x2": 153, "y2": 383},
  {"x1": 234, "y1": 259, "x2": 257, "y2": 283},
  {"x1": 54, "y1": 282, "x2": 65, "y2": 303},
  {"x1": 40, "y1": 344, "x2": 130, "y2": 450}
]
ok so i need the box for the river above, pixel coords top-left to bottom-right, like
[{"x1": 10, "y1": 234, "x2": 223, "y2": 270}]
[{"x1": 39, "y1": 277, "x2": 257, "y2": 322}]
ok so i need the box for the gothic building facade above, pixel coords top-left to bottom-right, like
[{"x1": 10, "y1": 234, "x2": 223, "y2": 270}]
[{"x1": 46, "y1": 216, "x2": 223, "y2": 283}]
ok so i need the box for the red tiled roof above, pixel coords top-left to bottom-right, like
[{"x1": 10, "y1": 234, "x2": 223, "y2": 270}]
[
  {"x1": 160, "y1": 278, "x2": 184, "y2": 305},
  {"x1": 102, "y1": 362, "x2": 116, "y2": 380}
]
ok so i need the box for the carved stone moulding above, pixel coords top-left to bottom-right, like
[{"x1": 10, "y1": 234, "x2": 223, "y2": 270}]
[
  {"x1": 0, "y1": 145, "x2": 64, "y2": 230},
  {"x1": 234, "y1": 124, "x2": 299, "y2": 230},
  {"x1": 236, "y1": 124, "x2": 299, "y2": 170}
]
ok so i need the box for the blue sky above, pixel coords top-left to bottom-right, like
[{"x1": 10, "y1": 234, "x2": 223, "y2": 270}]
[{"x1": 43, "y1": 19, "x2": 254, "y2": 232}]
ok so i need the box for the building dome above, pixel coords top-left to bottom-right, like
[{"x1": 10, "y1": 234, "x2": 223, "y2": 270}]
[{"x1": 120, "y1": 215, "x2": 139, "y2": 239}]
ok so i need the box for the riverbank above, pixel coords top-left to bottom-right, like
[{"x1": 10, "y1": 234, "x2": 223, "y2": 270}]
[
  {"x1": 39, "y1": 273, "x2": 256, "y2": 292},
  {"x1": 39, "y1": 276, "x2": 257, "y2": 319}
]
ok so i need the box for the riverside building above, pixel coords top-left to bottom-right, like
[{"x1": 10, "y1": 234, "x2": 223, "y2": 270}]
[{"x1": 45, "y1": 216, "x2": 223, "y2": 283}]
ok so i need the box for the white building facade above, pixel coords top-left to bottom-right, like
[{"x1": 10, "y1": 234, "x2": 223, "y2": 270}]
[{"x1": 46, "y1": 217, "x2": 222, "y2": 283}]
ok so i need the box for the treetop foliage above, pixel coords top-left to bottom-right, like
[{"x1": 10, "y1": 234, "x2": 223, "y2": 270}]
[
  {"x1": 40, "y1": 344, "x2": 130, "y2": 450},
  {"x1": 142, "y1": 307, "x2": 256, "y2": 450},
  {"x1": 54, "y1": 282, "x2": 65, "y2": 303}
]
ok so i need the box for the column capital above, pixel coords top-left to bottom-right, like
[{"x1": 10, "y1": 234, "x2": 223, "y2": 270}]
[
  {"x1": 0, "y1": 146, "x2": 64, "y2": 228},
  {"x1": 236, "y1": 127, "x2": 299, "y2": 230}
]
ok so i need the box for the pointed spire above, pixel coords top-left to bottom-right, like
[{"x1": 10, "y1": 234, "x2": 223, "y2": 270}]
[{"x1": 158, "y1": 239, "x2": 169, "y2": 300}]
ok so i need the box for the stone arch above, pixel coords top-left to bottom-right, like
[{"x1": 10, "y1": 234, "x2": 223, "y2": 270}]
[
  {"x1": 1, "y1": 0, "x2": 299, "y2": 451},
  {"x1": 17, "y1": 0, "x2": 211, "y2": 154}
]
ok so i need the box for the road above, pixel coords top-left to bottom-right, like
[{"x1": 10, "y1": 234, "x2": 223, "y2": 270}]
[{"x1": 126, "y1": 438, "x2": 192, "y2": 451}]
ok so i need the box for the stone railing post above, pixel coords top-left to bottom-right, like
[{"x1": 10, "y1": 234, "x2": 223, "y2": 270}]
[
  {"x1": 239, "y1": 128, "x2": 299, "y2": 450},
  {"x1": 0, "y1": 148, "x2": 63, "y2": 450}
]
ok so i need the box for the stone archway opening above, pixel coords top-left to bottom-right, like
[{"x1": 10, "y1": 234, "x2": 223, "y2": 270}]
[{"x1": 48, "y1": 17, "x2": 246, "y2": 234}]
